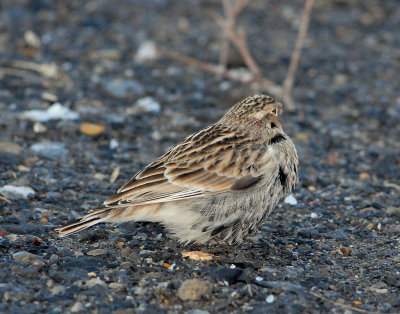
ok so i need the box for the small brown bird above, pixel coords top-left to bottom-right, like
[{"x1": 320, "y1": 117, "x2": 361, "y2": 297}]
[{"x1": 55, "y1": 95, "x2": 298, "y2": 244}]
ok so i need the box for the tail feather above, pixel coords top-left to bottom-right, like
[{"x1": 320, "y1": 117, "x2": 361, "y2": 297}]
[{"x1": 54, "y1": 207, "x2": 113, "y2": 237}]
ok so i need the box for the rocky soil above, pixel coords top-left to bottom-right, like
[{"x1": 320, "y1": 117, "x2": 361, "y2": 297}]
[{"x1": 0, "y1": 0, "x2": 399, "y2": 313}]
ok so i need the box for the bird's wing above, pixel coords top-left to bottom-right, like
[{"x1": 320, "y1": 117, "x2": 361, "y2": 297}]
[{"x1": 104, "y1": 124, "x2": 277, "y2": 206}]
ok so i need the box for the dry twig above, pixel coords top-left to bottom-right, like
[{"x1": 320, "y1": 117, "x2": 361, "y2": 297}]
[
  {"x1": 282, "y1": 0, "x2": 314, "y2": 109},
  {"x1": 160, "y1": 0, "x2": 314, "y2": 110}
]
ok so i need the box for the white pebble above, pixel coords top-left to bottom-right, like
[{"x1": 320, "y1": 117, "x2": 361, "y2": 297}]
[
  {"x1": 266, "y1": 294, "x2": 275, "y2": 303},
  {"x1": 227, "y1": 68, "x2": 253, "y2": 82},
  {"x1": 22, "y1": 103, "x2": 79, "y2": 122},
  {"x1": 135, "y1": 41, "x2": 159, "y2": 62},
  {"x1": 70, "y1": 302, "x2": 85, "y2": 313},
  {"x1": 310, "y1": 212, "x2": 318, "y2": 219},
  {"x1": 50, "y1": 285, "x2": 66, "y2": 295},
  {"x1": 168, "y1": 263, "x2": 176, "y2": 271},
  {"x1": 30, "y1": 142, "x2": 68, "y2": 159},
  {"x1": 219, "y1": 81, "x2": 231, "y2": 91},
  {"x1": 0, "y1": 185, "x2": 35, "y2": 199},
  {"x1": 284, "y1": 194, "x2": 297, "y2": 205},
  {"x1": 85, "y1": 277, "x2": 107, "y2": 288},
  {"x1": 24, "y1": 30, "x2": 41, "y2": 48},
  {"x1": 131, "y1": 97, "x2": 161, "y2": 114},
  {"x1": 109, "y1": 139, "x2": 119, "y2": 150},
  {"x1": 255, "y1": 276, "x2": 264, "y2": 282},
  {"x1": 33, "y1": 122, "x2": 47, "y2": 133}
]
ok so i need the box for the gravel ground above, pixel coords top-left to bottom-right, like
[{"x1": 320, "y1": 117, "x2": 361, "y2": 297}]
[{"x1": 1, "y1": 0, "x2": 399, "y2": 313}]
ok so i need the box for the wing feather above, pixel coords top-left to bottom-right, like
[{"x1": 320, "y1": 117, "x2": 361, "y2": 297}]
[{"x1": 103, "y1": 123, "x2": 276, "y2": 207}]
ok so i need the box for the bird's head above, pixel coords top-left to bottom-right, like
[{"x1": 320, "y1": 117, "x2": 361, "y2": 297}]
[{"x1": 220, "y1": 94, "x2": 283, "y2": 129}]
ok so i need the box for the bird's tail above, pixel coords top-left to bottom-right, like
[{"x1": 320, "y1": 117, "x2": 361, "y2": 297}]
[{"x1": 54, "y1": 207, "x2": 115, "y2": 237}]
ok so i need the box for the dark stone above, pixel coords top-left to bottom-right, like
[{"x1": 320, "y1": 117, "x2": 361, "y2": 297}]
[
  {"x1": 213, "y1": 267, "x2": 244, "y2": 285},
  {"x1": 11, "y1": 265, "x2": 39, "y2": 279},
  {"x1": 326, "y1": 231, "x2": 349, "y2": 240},
  {"x1": 384, "y1": 274, "x2": 400, "y2": 288},
  {"x1": 61, "y1": 256, "x2": 108, "y2": 272},
  {"x1": 296, "y1": 229, "x2": 321, "y2": 239},
  {"x1": 0, "y1": 224, "x2": 26, "y2": 234},
  {"x1": 236, "y1": 268, "x2": 252, "y2": 283},
  {"x1": 77, "y1": 229, "x2": 110, "y2": 243}
]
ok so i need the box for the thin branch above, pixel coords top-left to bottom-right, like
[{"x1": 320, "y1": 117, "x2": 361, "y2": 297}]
[
  {"x1": 216, "y1": 0, "x2": 249, "y2": 70},
  {"x1": 231, "y1": 0, "x2": 251, "y2": 18},
  {"x1": 218, "y1": 0, "x2": 233, "y2": 70},
  {"x1": 160, "y1": 0, "x2": 313, "y2": 110},
  {"x1": 282, "y1": 0, "x2": 314, "y2": 109},
  {"x1": 218, "y1": 31, "x2": 230, "y2": 70},
  {"x1": 228, "y1": 27, "x2": 263, "y2": 80},
  {"x1": 222, "y1": 0, "x2": 232, "y2": 17},
  {"x1": 213, "y1": 7, "x2": 263, "y2": 81},
  {"x1": 216, "y1": 0, "x2": 283, "y2": 97},
  {"x1": 159, "y1": 46, "x2": 224, "y2": 75}
]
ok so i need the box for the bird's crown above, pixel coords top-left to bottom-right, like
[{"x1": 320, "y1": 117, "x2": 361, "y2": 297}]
[{"x1": 221, "y1": 94, "x2": 283, "y2": 122}]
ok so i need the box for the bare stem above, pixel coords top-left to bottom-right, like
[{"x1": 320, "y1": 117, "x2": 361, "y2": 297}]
[
  {"x1": 159, "y1": 46, "x2": 224, "y2": 75},
  {"x1": 160, "y1": 0, "x2": 313, "y2": 110},
  {"x1": 282, "y1": 0, "x2": 314, "y2": 109},
  {"x1": 231, "y1": 0, "x2": 251, "y2": 18}
]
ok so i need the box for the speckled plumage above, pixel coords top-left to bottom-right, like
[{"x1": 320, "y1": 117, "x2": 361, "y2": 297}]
[{"x1": 55, "y1": 95, "x2": 298, "y2": 244}]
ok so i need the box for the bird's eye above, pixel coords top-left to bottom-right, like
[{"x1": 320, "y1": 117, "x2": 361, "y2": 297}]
[
  {"x1": 271, "y1": 122, "x2": 277, "y2": 128},
  {"x1": 271, "y1": 108, "x2": 279, "y2": 116}
]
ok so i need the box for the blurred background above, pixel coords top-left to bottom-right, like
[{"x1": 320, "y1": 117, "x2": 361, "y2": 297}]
[{"x1": 0, "y1": 1, "x2": 399, "y2": 313}]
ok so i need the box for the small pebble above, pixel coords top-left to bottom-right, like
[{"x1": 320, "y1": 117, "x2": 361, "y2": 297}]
[
  {"x1": 70, "y1": 302, "x2": 85, "y2": 313},
  {"x1": 87, "y1": 249, "x2": 108, "y2": 256},
  {"x1": 0, "y1": 142, "x2": 22, "y2": 154},
  {"x1": 266, "y1": 294, "x2": 275, "y2": 303},
  {"x1": 109, "y1": 139, "x2": 119, "y2": 150},
  {"x1": 109, "y1": 282, "x2": 126, "y2": 291},
  {"x1": 214, "y1": 268, "x2": 244, "y2": 286},
  {"x1": 12, "y1": 251, "x2": 43, "y2": 265},
  {"x1": 50, "y1": 285, "x2": 66, "y2": 295},
  {"x1": 135, "y1": 40, "x2": 159, "y2": 62},
  {"x1": 33, "y1": 122, "x2": 47, "y2": 133},
  {"x1": 0, "y1": 185, "x2": 35, "y2": 199},
  {"x1": 86, "y1": 277, "x2": 107, "y2": 288},
  {"x1": 80, "y1": 122, "x2": 105, "y2": 136},
  {"x1": 128, "y1": 97, "x2": 161, "y2": 114},
  {"x1": 104, "y1": 78, "x2": 144, "y2": 98},
  {"x1": 30, "y1": 142, "x2": 68, "y2": 159},
  {"x1": 24, "y1": 30, "x2": 41, "y2": 48},
  {"x1": 177, "y1": 279, "x2": 212, "y2": 301},
  {"x1": 22, "y1": 103, "x2": 79, "y2": 122},
  {"x1": 284, "y1": 194, "x2": 298, "y2": 205},
  {"x1": 359, "y1": 173, "x2": 370, "y2": 179},
  {"x1": 184, "y1": 310, "x2": 210, "y2": 314},
  {"x1": 109, "y1": 166, "x2": 120, "y2": 183},
  {"x1": 386, "y1": 206, "x2": 400, "y2": 216},
  {"x1": 182, "y1": 251, "x2": 214, "y2": 261}
]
